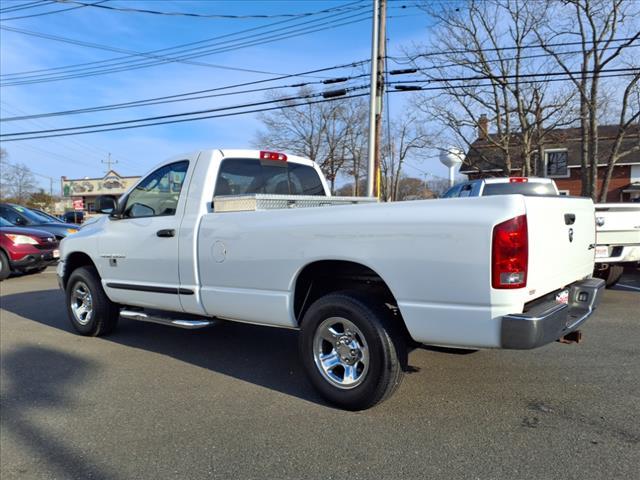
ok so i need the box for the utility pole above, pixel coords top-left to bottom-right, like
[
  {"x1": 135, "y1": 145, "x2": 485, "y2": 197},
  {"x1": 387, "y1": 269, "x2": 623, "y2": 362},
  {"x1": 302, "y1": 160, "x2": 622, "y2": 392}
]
[
  {"x1": 367, "y1": 0, "x2": 386, "y2": 198},
  {"x1": 373, "y1": 1, "x2": 387, "y2": 198},
  {"x1": 101, "y1": 153, "x2": 117, "y2": 173}
]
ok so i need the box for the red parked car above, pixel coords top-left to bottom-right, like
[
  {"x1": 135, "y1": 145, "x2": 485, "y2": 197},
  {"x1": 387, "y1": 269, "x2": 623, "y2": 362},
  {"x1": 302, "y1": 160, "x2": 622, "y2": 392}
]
[{"x1": 0, "y1": 217, "x2": 60, "y2": 280}]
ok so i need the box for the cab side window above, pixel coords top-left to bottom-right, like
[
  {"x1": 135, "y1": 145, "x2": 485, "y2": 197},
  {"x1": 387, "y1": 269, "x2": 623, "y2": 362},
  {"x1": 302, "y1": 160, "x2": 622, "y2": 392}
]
[{"x1": 124, "y1": 161, "x2": 189, "y2": 218}]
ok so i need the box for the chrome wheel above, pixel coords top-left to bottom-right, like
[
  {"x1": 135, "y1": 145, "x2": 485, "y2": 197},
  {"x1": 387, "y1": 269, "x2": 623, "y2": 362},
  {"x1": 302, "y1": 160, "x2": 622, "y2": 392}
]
[
  {"x1": 70, "y1": 281, "x2": 93, "y2": 326},
  {"x1": 313, "y1": 317, "x2": 369, "y2": 389}
]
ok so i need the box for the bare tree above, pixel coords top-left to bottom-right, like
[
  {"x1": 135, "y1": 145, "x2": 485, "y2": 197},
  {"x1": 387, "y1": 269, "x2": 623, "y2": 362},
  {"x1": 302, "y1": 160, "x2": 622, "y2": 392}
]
[
  {"x1": 380, "y1": 113, "x2": 431, "y2": 201},
  {"x1": 411, "y1": 0, "x2": 575, "y2": 177},
  {"x1": 534, "y1": 0, "x2": 640, "y2": 199},
  {"x1": 254, "y1": 89, "x2": 366, "y2": 193},
  {"x1": 599, "y1": 75, "x2": 640, "y2": 200},
  {"x1": 0, "y1": 155, "x2": 37, "y2": 203},
  {"x1": 339, "y1": 99, "x2": 369, "y2": 195}
]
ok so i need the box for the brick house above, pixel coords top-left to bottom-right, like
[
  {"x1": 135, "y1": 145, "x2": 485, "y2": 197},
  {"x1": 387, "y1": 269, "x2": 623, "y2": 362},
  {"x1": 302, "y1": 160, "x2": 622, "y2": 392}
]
[{"x1": 460, "y1": 122, "x2": 640, "y2": 202}]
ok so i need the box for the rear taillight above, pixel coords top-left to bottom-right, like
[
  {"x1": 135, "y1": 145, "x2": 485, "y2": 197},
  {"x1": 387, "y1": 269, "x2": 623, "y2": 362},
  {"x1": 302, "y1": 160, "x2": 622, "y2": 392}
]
[{"x1": 492, "y1": 215, "x2": 528, "y2": 289}]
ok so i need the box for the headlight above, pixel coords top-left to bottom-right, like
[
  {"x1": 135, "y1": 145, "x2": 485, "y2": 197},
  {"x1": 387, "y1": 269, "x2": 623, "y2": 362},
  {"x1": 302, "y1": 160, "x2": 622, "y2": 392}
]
[
  {"x1": 66, "y1": 228, "x2": 78, "y2": 234},
  {"x1": 4, "y1": 234, "x2": 39, "y2": 245}
]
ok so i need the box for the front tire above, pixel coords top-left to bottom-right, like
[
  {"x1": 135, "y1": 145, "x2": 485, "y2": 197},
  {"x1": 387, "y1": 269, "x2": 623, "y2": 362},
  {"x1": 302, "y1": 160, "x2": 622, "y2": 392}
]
[
  {"x1": 66, "y1": 266, "x2": 119, "y2": 336},
  {"x1": 0, "y1": 251, "x2": 10, "y2": 280},
  {"x1": 299, "y1": 291, "x2": 405, "y2": 410}
]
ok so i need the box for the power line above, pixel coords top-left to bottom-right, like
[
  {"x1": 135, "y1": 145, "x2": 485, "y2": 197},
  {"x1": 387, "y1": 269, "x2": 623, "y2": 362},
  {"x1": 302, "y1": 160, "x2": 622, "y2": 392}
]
[
  {"x1": 391, "y1": 36, "x2": 640, "y2": 62},
  {"x1": 0, "y1": 86, "x2": 369, "y2": 138},
  {"x1": 1, "y1": 66, "x2": 630, "y2": 124},
  {"x1": 388, "y1": 70, "x2": 639, "y2": 91},
  {"x1": 53, "y1": 0, "x2": 365, "y2": 20},
  {"x1": 1, "y1": 3, "x2": 365, "y2": 80},
  {"x1": 3, "y1": 69, "x2": 637, "y2": 142},
  {"x1": 0, "y1": 6, "x2": 370, "y2": 85},
  {"x1": 0, "y1": 0, "x2": 107, "y2": 21},
  {"x1": 0, "y1": 72, "x2": 369, "y2": 122},
  {"x1": 0, "y1": 1, "x2": 54, "y2": 14},
  {"x1": 0, "y1": 24, "x2": 308, "y2": 78},
  {"x1": 0, "y1": 100, "x2": 141, "y2": 168},
  {"x1": 387, "y1": 67, "x2": 640, "y2": 86},
  {"x1": 387, "y1": 44, "x2": 639, "y2": 69},
  {"x1": 0, "y1": 92, "x2": 370, "y2": 142}
]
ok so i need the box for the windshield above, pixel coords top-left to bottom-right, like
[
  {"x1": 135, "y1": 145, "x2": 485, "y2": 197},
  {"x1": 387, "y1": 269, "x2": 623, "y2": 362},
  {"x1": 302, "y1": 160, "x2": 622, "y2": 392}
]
[
  {"x1": 22, "y1": 206, "x2": 58, "y2": 223},
  {"x1": 483, "y1": 182, "x2": 557, "y2": 196},
  {"x1": 1, "y1": 205, "x2": 58, "y2": 225}
]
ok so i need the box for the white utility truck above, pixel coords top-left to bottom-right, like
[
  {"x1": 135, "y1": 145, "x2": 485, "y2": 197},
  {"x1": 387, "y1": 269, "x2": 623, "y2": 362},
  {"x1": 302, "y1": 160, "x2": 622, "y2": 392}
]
[{"x1": 57, "y1": 150, "x2": 604, "y2": 410}]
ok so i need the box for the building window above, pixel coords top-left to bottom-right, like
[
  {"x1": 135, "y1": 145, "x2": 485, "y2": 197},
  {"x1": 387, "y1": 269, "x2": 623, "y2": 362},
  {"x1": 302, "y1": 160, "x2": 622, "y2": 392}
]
[{"x1": 545, "y1": 149, "x2": 569, "y2": 177}]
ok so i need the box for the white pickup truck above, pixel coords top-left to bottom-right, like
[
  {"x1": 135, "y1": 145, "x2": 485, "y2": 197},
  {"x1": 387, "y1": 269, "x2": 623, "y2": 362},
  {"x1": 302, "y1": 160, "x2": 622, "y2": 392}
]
[
  {"x1": 57, "y1": 149, "x2": 604, "y2": 410},
  {"x1": 593, "y1": 203, "x2": 640, "y2": 287}
]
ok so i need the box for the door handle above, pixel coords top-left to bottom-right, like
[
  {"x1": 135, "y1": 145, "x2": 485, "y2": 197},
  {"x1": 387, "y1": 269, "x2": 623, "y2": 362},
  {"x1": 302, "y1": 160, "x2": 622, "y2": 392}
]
[{"x1": 156, "y1": 229, "x2": 175, "y2": 238}]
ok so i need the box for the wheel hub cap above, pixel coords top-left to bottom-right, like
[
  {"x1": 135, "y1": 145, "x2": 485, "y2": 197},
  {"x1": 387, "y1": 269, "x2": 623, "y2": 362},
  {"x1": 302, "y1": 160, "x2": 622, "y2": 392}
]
[
  {"x1": 313, "y1": 317, "x2": 369, "y2": 389},
  {"x1": 70, "y1": 281, "x2": 93, "y2": 326}
]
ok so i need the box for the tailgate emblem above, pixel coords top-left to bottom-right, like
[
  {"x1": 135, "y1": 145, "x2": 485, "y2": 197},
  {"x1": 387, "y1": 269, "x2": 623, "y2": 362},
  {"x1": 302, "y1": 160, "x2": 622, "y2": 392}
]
[{"x1": 568, "y1": 228, "x2": 574, "y2": 243}]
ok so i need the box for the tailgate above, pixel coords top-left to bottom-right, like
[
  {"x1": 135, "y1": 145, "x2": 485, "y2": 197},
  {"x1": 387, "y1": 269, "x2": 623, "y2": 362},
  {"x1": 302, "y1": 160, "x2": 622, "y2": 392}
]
[
  {"x1": 524, "y1": 196, "x2": 595, "y2": 299},
  {"x1": 595, "y1": 204, "x2": 640, "y2": 245}
]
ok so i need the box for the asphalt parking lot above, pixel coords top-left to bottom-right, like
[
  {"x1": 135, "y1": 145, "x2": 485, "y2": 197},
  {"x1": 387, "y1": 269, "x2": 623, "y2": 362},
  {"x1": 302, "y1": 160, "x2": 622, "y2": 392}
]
[{"x1": 1, "y1": 268, "x2": 639, "y2": 480}]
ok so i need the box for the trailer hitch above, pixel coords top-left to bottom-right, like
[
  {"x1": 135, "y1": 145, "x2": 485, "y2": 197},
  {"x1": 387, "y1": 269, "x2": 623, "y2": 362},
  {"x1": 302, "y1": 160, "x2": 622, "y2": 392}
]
[{"x1": 558, "y1": 330, "x2": 583, "y2": 344}]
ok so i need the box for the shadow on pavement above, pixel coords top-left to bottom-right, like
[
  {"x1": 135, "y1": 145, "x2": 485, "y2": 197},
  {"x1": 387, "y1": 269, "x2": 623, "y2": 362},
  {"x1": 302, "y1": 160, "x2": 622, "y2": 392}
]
[
  {"x1": 1, "y1": 345, "x2": 116, "y2": 479},
  {"x1": 1, "y1": 289, "x2": 327, "y2": 407}
]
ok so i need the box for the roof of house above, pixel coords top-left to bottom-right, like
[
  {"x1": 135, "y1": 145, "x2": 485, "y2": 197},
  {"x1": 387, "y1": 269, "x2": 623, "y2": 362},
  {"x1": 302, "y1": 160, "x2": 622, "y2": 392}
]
[{"x1": 461, "y1": 124, "x2": 640, "y2": 173}]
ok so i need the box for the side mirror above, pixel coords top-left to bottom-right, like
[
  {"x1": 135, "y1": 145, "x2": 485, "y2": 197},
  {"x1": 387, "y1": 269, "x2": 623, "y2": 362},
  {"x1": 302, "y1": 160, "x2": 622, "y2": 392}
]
[
  {"x1": 14, "y1": 216, "x2": 26, "y2": 225},
  {"x1": 96, "y1": 195, "x2": 118, "y2": 215}
]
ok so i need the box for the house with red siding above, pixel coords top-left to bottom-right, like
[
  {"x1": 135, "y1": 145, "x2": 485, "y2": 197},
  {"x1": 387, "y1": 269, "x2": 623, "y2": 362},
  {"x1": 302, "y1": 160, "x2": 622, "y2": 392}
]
[{"x1": 460, "y1": 123, "x2": 640, "y2": 202}]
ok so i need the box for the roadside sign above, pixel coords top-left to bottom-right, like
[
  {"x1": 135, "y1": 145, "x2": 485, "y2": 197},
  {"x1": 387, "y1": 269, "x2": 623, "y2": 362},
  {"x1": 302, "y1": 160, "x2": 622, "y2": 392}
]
[{"x1": 72, "y1": 198, "x2": 84, "y2": 211}]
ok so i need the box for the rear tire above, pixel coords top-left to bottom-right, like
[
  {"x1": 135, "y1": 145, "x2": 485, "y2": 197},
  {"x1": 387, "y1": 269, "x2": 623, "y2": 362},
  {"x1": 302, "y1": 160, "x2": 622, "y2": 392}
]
[
  {"x1": 595, "y1": 264, "x2": 624, "y2": 288},
  {"x1": 299, "y1": 291, "x2": 405, "y2": 410},
  {"x1": 0, "y1": 251, "x2": 10, "y2": 280},
  {"x1": 66, "y1": 266, "x2": 119, "y2": 336}
]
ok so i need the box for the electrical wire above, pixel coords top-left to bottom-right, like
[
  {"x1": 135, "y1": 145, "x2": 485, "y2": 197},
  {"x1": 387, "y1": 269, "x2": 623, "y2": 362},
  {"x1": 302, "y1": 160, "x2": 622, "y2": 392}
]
[
  {"x1": 0, "y1": 60, "x2": 369, "y2": 122},
  {"x1": 1, "y1": 1, "x2": 365, "y2": 79},
  {"x1": 0, "y1": 0, "x2": 108, "y2": 21},
  {"x1": 3, "y1": 66, "x2": 631, "y2": 123},
  {"x1": 0, "y1": 6, "x2": 370, "y2": 85},
  {"x1": 0, "y1": 92, "x2": 370, "y2": 142},
  {"x1": 0, "y1": 1, "x2": 54, "y2": 14},
  {"x1": 389, "y1": 36, "x2": 640, "y2": 62},
  {"x1": 386, "y1": 67, "x2": 640, "y2": 85},
  {"x1": 52, "y1": 0, "x2": 365, "y2": 20},
  {"x1": 4, "y1": 68, "x2": 637, "y2": 142},
  {"x1": 387, "y1": 70, "x2": 640, "y2": 91},
  {"x1": 0, "y1": 85, "x2": 369, "y2": 138}
]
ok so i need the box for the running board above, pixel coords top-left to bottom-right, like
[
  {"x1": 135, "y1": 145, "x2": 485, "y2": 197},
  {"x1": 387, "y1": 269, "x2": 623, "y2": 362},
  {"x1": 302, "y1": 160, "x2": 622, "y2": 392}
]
[{"x1": 120, "y1": 309, "x2": 216, "y2": 329}]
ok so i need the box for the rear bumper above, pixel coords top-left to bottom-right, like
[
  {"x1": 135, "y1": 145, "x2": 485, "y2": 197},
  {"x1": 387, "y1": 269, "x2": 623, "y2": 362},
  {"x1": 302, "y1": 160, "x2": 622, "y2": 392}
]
[
  {"x1": 595, "y1": 245, "x2": 640, "y2": 264},
  {"x1": 501, "y1": 278, "x2": 605, "y2": 349}
]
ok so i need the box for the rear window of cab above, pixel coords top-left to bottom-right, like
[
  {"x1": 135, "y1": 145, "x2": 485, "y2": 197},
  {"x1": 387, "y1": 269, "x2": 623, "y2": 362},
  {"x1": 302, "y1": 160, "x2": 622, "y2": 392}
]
[{"x1": 215, "y1": 158, "x2": 325, "y2": 196}]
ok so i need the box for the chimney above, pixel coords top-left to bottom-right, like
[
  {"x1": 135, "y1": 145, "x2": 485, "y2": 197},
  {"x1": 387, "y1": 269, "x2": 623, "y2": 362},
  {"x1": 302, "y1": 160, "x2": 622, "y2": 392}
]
[{"x1": 477, "y1": 114, "x2": 489, "y2": 140}]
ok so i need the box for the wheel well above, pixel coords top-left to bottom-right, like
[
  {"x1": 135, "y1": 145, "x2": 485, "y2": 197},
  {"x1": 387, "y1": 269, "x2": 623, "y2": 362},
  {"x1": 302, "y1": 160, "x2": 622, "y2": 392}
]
[
  {"x1": 63, "y1": 252, "x2": 97, "y2": 288},
  {"x1": 294, "y1": 260, "x2": 401, "y2": 324}
]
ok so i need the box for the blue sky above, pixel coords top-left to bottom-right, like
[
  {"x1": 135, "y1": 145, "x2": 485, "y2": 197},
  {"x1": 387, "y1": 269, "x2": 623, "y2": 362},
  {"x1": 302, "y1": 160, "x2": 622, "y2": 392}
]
[{"x1": 0, "y1": 0, "x2": 446, "y2": 191}]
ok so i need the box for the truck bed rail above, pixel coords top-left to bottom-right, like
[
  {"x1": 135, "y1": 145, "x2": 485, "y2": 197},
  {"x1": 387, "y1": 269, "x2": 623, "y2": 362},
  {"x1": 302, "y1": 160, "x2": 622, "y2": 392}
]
[{"x1": 212, "y1": 194, "x2": 377, "y2": 213}]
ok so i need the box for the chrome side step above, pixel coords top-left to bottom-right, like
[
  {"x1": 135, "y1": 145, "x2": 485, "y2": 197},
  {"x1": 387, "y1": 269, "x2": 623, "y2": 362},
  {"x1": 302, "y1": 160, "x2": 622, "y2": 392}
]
[{"x1": 120, "y1": 309, "x2": 216, "y2": 329}]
